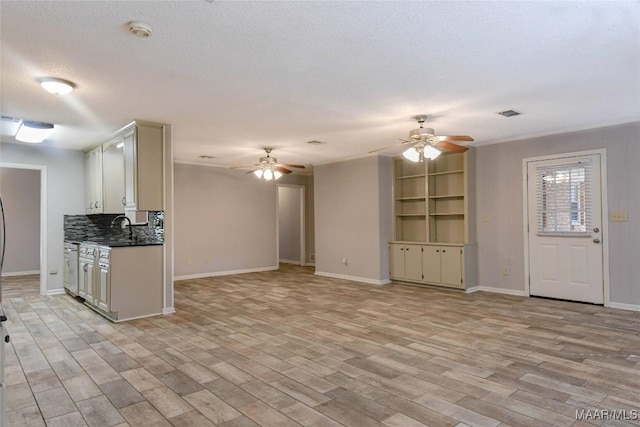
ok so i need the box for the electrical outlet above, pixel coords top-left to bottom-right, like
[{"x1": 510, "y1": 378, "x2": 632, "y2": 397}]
[
  {"x1": 342, "y1": 258, "x2": 348, "y2": 266},
  {"x1": 611, "y1": 211, "x2": 628, "y2": 222},
  {"x1": 187, "y1": 258, "x2": 192, "y2": 265},
  {"x1": 503, "y1": 267, "x2": 509, "y2": 276},
  {"x1": 205, "y1": 256, "x2": 211, "y2": 264}
]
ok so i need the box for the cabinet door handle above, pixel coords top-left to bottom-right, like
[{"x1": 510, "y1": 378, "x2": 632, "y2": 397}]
[
  {"x1": 83, "y1": 265, "x2": 88, "y2": 272},
  {"x1": 436, "y1": 249, "x2": 440, "y2": 253},
  {"x1": 406, "y1": 248, "x2": 410, "y2": 251},
  {"x1": 442, "y1": 249, "x2": 446, "y2": 253},
  {"x1": 122, "y1": 196, "x2": 126, "y2": 206},
  {"x1": 95, "y1": 201, "x2": 100, "y2": 208},
  {"x1": 400, "y1": 248, "x2": 404, "y2": 251}
]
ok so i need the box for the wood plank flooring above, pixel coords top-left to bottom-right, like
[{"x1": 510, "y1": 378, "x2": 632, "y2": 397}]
[
  {"x1": 3, "y1": 264, "x2": 640, "y2": 426},
  {"x1": 1, "y1": 274, "x2": 40, "y2": 299}
]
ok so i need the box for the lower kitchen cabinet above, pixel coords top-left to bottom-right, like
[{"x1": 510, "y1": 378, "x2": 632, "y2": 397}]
[
  {"x1": 389, "y1": 242, "x2": 477, "y2": 290},
  {"x1": 78, "y1": 243, "x2": 162, "y2": 321}
]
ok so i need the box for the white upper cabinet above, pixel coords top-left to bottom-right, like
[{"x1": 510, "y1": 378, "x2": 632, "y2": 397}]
[{"x1": 84, "y1": 147, "x2": 103, "y2": 214}]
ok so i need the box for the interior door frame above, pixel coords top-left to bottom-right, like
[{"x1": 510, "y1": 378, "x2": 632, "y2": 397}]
[
  {"x1": 522, "y1": 149, "x2": 610, "y2": 305},
  {"x1": 1, "y1": 162, "x2": 48, "y2": 296},
  {"x1": 276, "y1": 184, "x2": 306, "y2": 266}
]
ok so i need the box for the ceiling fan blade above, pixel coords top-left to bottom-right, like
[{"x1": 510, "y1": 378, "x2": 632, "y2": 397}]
[
  {"x1": 369, "y1": 143, "x2": 409, "y2": 154},
  {"x1": 278, "y1": 163, "x2": 305, "y2": 169},
  {"x1": 275, "y1": 167, "x2": 292, "y2": 174},
  {"x1": 434, "y1": 141, "x2": 469, "y2": 153},
  {"x1": 230, "y1": 164, "x2": 258, "y2": 169},
  {"x1": 245, "y1": 169, "x2": 259, "y2": 174},
  {"x1": 398, "y1": 138, "x2": 417, "y2": 144},
  {"x1": 437, "y1": 135, "x2": 474, "y2": 142}
]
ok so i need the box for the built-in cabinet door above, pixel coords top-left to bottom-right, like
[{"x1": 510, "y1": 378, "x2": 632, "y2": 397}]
[
  {"x1": 78, "y1": 259, "x2": 88, "y2": 298},
  {"x1": 404, "y1": 244, "x2": 422, "y2": 281},
  {"x1": 123, "y1": 128, "x2": 136, "y2": 210},
  {"x1": 440, "y1": 247, "x2": 462, "y2": 287},
  {"x1": 63, "y1": 252, "x2": 71, "y2": 287},
  {"x1": 389, "y1": 243, "x2": 405, "y2": 279},
  {"x1": 84, "y1": 153, "x2": 92, "y2": 214},
  {"x1": 97, "y1": 263, "x2": 110, "y2": 312},
  {"x1": 85, "y1": 262, "x2": 95, "y2": 304},
  {"x1": 102, "y1": 137, "x2": 126, "y2": 214},
  {"x1": 421, "y1": 246, "x2": 441, "y2": 283}
]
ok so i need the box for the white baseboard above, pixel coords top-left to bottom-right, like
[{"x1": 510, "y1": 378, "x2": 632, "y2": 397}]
[
  {"x1": 607, "y1": 302, "x2": 640, "y2": 312},
  {"x1": 465, "y1": 286, "x2": 480, "y2": 293},
  {"x1": 2, "y1": 270, "x2": 40, "y2": 277},
  {"x1": 470, "y1": 286, "x2": 528, "y2": 297},
  {"x1": 114, "y1": 312, "x2": 163, "y2": 323},
  {"x1": 46, "y1": 288, "x2": 66, "y2": 296},
  {"x1": 162, "y1": 306, "x2": 176, "y2": 315},
  {"x1": 174, "y1": 265, "x2": 279, "y2": 281},
  {"x1": 302, "y1": 262, "x2": 315, "y2": 267},
  {"x1": 314, "y1": 271, "x2": 391, "y2": 285},
  {"x1": 279, "y1": 259, "x2": 301, "y2": 265}
]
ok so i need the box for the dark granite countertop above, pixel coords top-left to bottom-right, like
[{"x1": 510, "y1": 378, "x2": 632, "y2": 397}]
[{"x1": 66, "y1": 239, "x2": 163, "y2": 248}]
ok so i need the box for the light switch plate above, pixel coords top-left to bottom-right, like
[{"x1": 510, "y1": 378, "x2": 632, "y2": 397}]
[{"x1": 611, "y1": 211, "x2": 628, "y2": 222}]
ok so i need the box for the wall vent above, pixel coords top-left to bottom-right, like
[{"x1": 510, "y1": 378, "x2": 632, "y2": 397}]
[{"x1": 497, "y1": 110, "x2": 522, "y2": 117}]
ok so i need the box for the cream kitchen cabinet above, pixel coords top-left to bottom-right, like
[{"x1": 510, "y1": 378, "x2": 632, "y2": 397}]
[
  {"x1": 123, "y1": 122, "x2": 164, "y2": 213},
  {"x1": 84, "y1": 147, "x2": 103, "y2": 214},
  {"x1": 102, "y1": 136, "x2": 126, "y2": 214}
]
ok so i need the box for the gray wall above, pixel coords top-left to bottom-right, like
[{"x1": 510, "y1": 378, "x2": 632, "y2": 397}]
[
  {"x1": 0, "y1": 167, "x2": 40, "y2": 273},
  {"x1": 475, "y1": 122, "x2": 640, "y2": 305},
  {"x1": 173, "y1": 164, "x2": 278, "y2": 277},
  {"x1": 278, "y1": 173, "x2": 315, "y2": 264},
  {"x1": 0, "y1": 142, "x2": 85, "y2": 292},
  {"x1": 278, "y1": 186, "x2": 301, "y2": 263},
  {"x1": 315, "y1": 155, "x2": 393, "y2": 282}
]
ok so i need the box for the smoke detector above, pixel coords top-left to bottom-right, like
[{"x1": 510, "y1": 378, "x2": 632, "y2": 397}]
[{"x1": 128, "y1": 21, "x2": 152, "y2": 38}]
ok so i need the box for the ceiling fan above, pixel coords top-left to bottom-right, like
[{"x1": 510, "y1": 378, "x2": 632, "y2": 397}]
[
  {"x1": 230, "y1": 147, "x2": 305, "y2": 180},
  {"x1": 370, "y1": 115, "x2": 473, "y2": 162}
]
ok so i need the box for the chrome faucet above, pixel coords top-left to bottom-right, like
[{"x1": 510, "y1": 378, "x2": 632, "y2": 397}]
[{"x1": 111, "y1": 215, "x2": 133, "y2": 239}]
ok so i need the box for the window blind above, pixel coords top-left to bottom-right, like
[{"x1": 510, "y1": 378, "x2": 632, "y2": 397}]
[{"x1": 536, "y1": 160, "x2": 592, "y2": 234}]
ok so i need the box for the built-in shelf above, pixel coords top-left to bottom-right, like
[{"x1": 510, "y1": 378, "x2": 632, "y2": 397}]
[
  {"x1": 428, "y1": 170, "x2": 464, "y2": 176},
  {"x1": 397, "y1": 213, "x2": 427, "y2": 217},
  {"x1": 396, "y1": 174, "x2": 426, "y2": 180},
  {"x1": 429, "y1": 213, "x2": 464, "y2": 216},
  {"x1": 428, "y1": 194, "x2": 464, "y2": 199},
  {"x1": 396, "y1": 196, "x2": 427, "y2": 201}
]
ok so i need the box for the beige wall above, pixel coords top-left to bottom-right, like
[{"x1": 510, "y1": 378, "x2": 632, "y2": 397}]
[
  {"x1": 314, "y1": 155, "x2": 393, "y2": 282},
  {"x1": 0, "y1": 167, "x2": 40, "y2": 273},
  {"x1": 173, "y1": 164, "x2": 278, "y2": 277},
  {"x1": 475, "y1": 122, "x2": 640, "y2": 305},
  {"x1": 0, "y1": 142, "x2": 85, "y2": 292}
]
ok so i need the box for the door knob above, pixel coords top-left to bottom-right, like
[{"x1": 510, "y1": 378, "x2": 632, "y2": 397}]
[
  {"x1": 593, "y1": 227, "x2": 600, "y2": 233},
  {"x1": 593, "y1": 238, "x2": 600, "y2": 244}
]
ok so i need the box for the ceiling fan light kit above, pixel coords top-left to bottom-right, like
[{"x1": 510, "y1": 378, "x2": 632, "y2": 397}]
[
  {"x1": 231, "y1": 147, "x2": 305, "y2": 181},
  {"x1": 370, "y1": 115, "x2": 472, "y2": 162}
]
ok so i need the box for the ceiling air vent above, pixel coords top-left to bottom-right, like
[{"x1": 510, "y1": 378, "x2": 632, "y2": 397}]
[
  {"x1": 198, "y1": 155, "x2": 215, "y2": 159},
  {"x1": 305, "y1": 140, "x2": 326, "y2": 145},
  {"x1": 497, "y1": 110, "x2": 522, "y2": 118}
]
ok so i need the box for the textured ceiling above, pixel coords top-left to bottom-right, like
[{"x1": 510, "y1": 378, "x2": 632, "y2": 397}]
[{"x1": 1, "y1": 1, "x2": 639, "y2": 167}]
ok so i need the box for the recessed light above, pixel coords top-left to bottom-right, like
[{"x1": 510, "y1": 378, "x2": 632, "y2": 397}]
[
  {"x1": 497, "y1": 110, "x2": 523, "y2": 117},
  {"x1": 38, "y1": 77, "x2": 75, "y2": 95},
  {"x1": 198, "y1": 155, "x2": 215, "y2": 159},
  {"x1": 305, "y1": 140, "x2": 327, "y2": 145},
  {"x1": 128, "y1": 21, "x2": 152, "y2": 38}
]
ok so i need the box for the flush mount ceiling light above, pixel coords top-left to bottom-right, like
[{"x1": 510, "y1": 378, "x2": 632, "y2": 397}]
[
  {"x1": 38, "y1": 77, "x2": 75, "y2": 95},
  {"x1": 128, "y1": 21, "x2": 152, "y2": 38},
  {"x1": 15, "y1": 121, "x2": 54, "y2": 143}
]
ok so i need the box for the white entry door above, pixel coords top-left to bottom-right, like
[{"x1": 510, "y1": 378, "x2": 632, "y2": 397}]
[{"x1": 526, "y1": 153, "x2": 604, "y2": 304}]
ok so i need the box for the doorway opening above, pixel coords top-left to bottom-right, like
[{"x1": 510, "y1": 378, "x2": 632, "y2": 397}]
[
  {"x1": 0, "y1": 163, "x2": 47, "y2": 296},
  {"x1": 277, "y1": 185, "x2": 305, "y2": 266}
]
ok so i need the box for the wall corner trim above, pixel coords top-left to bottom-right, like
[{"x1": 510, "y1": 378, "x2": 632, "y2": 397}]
[
  {"x1": 314, "y1": 271, "x2": 391, "y2": 285},
  {"x1": 607, "y1": 302, "x2": 640, "y2": 312},
  {"x1": 45, "y1": 288, "x2": 66, "y2": 296},
  {"x1": 162, "y1": 307, "x2": 176, "y2": 315},
  {"x1": 473, "y1": 286, "x2": 528, "y2": 297},
  {"x1": 174, "y1": 265, "x2": 279, "y2": 281}
]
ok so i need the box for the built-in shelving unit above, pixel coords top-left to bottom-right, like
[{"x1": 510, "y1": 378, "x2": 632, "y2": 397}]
[{"x1": 390, "y1": 150, "x2": 477, "y2": 289}]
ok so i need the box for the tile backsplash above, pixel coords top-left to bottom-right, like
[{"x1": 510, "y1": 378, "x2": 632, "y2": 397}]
[{"x1": 64, "y1": 211, "x2": 164, "y2": 244}]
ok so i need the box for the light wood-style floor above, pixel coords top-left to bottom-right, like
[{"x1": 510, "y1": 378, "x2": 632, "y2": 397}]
[
  {"x1": 1, "y1": 274, "x2": 40, "y2": 299},
  {"x1": 3, "y1": 264, "x2": 640, "y2": 426}
]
